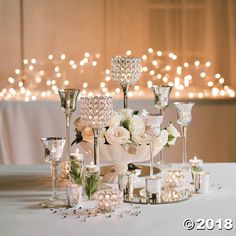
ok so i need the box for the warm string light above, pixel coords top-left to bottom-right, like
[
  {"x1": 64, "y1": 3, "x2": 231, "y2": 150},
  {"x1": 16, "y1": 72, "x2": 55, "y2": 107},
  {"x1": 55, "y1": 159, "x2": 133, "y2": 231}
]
[{"x1": 0, "y1": 49, "x2": 235, "y2": 101}]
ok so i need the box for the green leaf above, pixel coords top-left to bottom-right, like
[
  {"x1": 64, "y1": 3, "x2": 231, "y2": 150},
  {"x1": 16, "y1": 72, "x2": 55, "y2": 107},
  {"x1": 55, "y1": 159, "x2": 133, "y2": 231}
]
[
  {"x1": 191, "y1": 166, "x2": 203, "y2": 173},
  {"x1": 69, "y1": 160, "x2": 83, "y2": 185},
  {"x1": 85, "y1": 172, "x2": 100, "y2": 199},
  {"x1": 168, "y1": 134, "x2": 175, "y2": 142},
  {"x1": 71, "y1": 130, "x2": 83, "y2": 146},
  {"x1": 121, "y1": 119, "x2": 130, "y2": 131},
  {"x1": 133, "y1": 110, "x2": 139, "y2": 115},
  {"x1": 165, "y1": 143, "x2": 170, "y2": 148}
]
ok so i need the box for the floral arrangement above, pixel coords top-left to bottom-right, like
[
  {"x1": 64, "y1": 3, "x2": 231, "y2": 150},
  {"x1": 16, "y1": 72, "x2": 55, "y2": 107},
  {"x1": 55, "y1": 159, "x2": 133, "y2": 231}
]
[{"x1": 72, "y1": 108, "x2": 180, "y2": 152}]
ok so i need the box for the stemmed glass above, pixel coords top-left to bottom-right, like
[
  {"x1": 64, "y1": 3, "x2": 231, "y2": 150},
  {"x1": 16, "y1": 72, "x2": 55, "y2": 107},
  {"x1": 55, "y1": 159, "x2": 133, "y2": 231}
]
[
  {"x1": 111, "y1": 56, "x2": 142, "y2": 108},
  {"x1": 58, "y1": 89, "x2": 80, "y2": 156},
  {"x1": 41, "y1": 137, "x2": 67, "y2": 208},
  {"x1": 79, "y1": 96, "x2": 113, "y2": 165},
  {"x1": 174, "y1": 102, "x2": 195, "y2": 166},
  {"x1": 144, "y1": 114, "x2": 164, "y2": 176},
  {"x1": 151, "y1": 85, "x2": 172, "y2": 167}
]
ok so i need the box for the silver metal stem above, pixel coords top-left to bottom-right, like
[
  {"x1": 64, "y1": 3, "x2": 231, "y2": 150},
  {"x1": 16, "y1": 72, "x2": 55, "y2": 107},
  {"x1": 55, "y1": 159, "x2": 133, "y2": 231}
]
[
  {"x1": 149, "y1": 139, "x2": 154, "y2": 176},
  {"x1": 181, "y1": 126, "x2": 188, "y2": 165},
  {"x1": 121, "y1": 84, "x2": 129, "y2": 109},
  {"x1": 51, "y1": 162, "x2": 57, "y2": 199},
  {"x1": 93, "y1": 128, "x2": 100, "y2": 165},
  {"x1": 65, "y1": 113, "x2": 72, "y2": 157}
]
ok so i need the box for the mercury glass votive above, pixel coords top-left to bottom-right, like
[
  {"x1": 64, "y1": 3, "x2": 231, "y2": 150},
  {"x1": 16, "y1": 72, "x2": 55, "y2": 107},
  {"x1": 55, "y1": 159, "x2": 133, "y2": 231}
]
[
  {"x1": 118, "y1": 171, "x2": 134, "y2": 201},
  {"x1": 41, "y1": 137, "x2": 67, "y2": 208},
  {"x1": 95, "y1": 189, "x2": 123, "y2": 212},
  {"x1": 79, "y1": 96, "x2": 113, "y2": 165},
  {"x1": 144, "y1": 113, "x2": 163, "y2": 176},
  {"x1": 145, "y1": 176, "x2": 162, "y2": 201},
  {"x1": 194, "y1": 171, "x2": 210, "y2": 194},
  {"x1": 111, "y1": 56, "x2": 142, "y2": 108},
  {"x1": 174, "y1": 102, "x2": 195, "y2": 166},
  {"x1": 66, "y1": 183, "x2": 83, "y2": 207},
  {"x1": 151, "y1": 85, "x2": 172, "y2": 168},
  {"x1": 58, "y1": 89, "x2": 80, "y2": 156}
]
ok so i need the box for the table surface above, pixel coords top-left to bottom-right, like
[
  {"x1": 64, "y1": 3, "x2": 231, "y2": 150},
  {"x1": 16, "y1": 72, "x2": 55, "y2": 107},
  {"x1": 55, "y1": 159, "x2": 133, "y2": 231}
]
[{"x1": 0, "y1": 163, "x2": 236, "y2": 236}]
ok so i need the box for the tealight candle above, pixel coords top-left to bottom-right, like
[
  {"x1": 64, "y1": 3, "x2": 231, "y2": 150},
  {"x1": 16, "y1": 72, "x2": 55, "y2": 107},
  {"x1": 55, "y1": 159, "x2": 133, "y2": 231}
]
[{"x1": 189, "y1": 156, "x2": 203, "y2": 169}]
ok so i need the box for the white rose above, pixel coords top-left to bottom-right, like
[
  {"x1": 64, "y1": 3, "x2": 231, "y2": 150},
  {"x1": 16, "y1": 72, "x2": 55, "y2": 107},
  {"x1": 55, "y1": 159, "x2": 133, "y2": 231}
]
[
  {"x1": 74, "y1": 118, "x2": 86, "y2": 131},
  {"x1": 130, "y1": 115, "x2": 145, "y2": 134},
  {"x1": 81, "y1": 127, "x2": 93, "y2": 143},
  {"x1": 166, "y1": 123, "x2": 181, "y2": 146},
  {"x1": 105, "y1": 127, "x2": 130, "y2": 145},
  {"x1": 109, "y1": 111, "x2": 122, "y2": 128},
  {"x1": 153, "y1": 129, "x2": 169, "y2": 151},
  {"x1": 98, "y1": 128, "x2": 106, "y2": 144},
  {"x1": 132, "y1": 132, "x2": 149, "y2": 145},
  {"x1": 119, "y1": 108, "x2": 133, "y2": 120}
]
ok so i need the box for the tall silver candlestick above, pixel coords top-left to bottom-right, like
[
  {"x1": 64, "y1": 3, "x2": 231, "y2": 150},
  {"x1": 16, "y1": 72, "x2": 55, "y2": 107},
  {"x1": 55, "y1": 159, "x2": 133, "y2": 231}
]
[
  {"x1": 151, "y1": 85, "x2": 172, "y2": 168},
  {"x1": 58, "y1": 89, "x2": 80, "y2": 156},
  {"x1": 174, "y1": 102, "x2": 195, "y2": 166}
]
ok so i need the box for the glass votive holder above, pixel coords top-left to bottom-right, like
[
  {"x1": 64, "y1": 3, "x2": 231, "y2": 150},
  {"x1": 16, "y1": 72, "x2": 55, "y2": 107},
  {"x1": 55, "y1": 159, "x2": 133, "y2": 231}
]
[
  {"x1": 162, "y1": 168, "x2": 189, "y2": 189},
  {"x1": 84, "y1": 163, "x2": 100, "y2": 200},
  {"x1": 118, "y1": 171, "x2": 134, "y2": 201},
  {"x1": 95, "y1": 189, "x2": 123, "y2": 212},
  {"x1": 194, "y1": 171, "x2": 210, "y2": 194},
  {"x1": 162, "y1": 187, "x2": 189, "y2": 203},
  {"x1": 66, "y1": 183, "x2": 83, "y2": 207},
  {"x1": 145, "y1": 176, "x2": 162, "y2": 202},
  {"x1": 68, "y1": 151, "x2": 84, "y2": 185}
]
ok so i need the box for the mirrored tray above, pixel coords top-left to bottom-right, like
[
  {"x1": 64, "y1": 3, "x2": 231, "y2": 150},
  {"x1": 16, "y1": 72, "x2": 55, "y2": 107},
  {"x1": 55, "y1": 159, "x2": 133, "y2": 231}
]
[
  {"x1": 123, "y1": 188, "x2": 192, "y2": 205},
  {"x1": 100, "y1": 165, "x2": 160, "y2": 177}
]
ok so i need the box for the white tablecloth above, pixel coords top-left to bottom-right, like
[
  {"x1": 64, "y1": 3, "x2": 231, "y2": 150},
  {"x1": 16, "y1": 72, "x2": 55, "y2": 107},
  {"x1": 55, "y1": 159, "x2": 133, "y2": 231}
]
[
  {"x1": 0, "y1": 163, "x2": 235, "y2": 236},
  {"x1": 1, "y1": 99, "x2": 236, "y2": 164}
]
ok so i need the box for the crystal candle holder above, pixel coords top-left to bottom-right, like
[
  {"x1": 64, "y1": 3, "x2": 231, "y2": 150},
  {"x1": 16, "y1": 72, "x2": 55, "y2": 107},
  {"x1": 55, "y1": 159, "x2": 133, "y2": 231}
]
[
  {"x1": 162, "y1": 187, "x2": 189, "y2": 203},
  {"x1": 145, "y1": 176, "x2": 162, "y2": 200},
  {"x1": 162, "y1": 168, "x2": 189, "y2": 189},
  {"x1": 111, "y1": 56, "x2": 142, "y2": 108},
  {"x1": 118, "y1": 171, "x2": 134, "y2": 201},
  {"x1": 95, "y1": 189, "x2": 123, "y2": 212},
  {"x1": 66, "y1": 183, "x2": 83, "y2": 207},
  {"x1": 79, "y1": 96, "x2": 113, "y2": 165}
]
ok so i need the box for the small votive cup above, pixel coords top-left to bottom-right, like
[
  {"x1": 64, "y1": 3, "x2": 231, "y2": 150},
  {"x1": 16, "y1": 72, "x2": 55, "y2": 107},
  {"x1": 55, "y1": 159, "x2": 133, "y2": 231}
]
[
  {"x1": 194, "y1": 171, "x2": 210, "y2": 194},
  {"x1": 118, "y1": 171, "x2": 134, "y2": 200},
  {"x1": 66, "y1": 183, "x2": 83, "y2": 207},
  {"x1": 145, "y1": 176, "x2": 162, "y2": 201}
]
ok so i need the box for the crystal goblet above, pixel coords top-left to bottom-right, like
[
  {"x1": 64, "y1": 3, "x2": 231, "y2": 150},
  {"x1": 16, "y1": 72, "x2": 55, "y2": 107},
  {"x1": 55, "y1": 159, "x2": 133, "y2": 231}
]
[
  {"x1": 58, "y1": 89, "x2": 80, "y2": 156},
  {"x1": 111, "y1": 56, "x2": 142, "y2": 108},
  {"x1": 79, "y1": 96, "x2": 113, "y2": 165},
  {"x1": 151, "y1": 85, "x2": 172, "y2": 168},
  {"x1": 144, "y1": 114, "x2": 163, "y2": 176},
  {"x1": 174, "y1": 102, "x2": 195, "y2": 166},
  {"x1": 41, "y1": 137, "x2": 67, "y2": 208}
]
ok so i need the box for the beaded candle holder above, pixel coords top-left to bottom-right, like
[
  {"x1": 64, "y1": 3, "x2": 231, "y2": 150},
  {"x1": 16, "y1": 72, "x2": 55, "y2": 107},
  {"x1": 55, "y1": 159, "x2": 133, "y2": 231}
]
[{"x1": 95, "y1": 189, "x2": 123, "y2": 212}]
